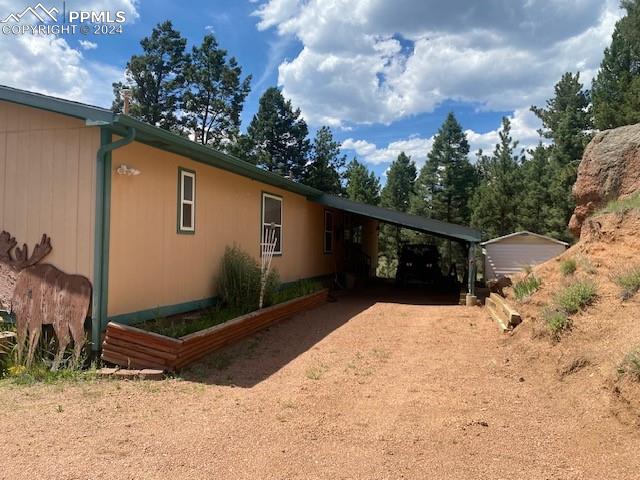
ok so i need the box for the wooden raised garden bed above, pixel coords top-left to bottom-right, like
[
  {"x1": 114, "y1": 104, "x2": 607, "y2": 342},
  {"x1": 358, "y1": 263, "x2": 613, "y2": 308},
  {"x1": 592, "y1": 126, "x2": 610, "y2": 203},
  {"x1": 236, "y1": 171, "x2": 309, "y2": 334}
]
[{"x1": 102, "y1": 288, "x2": 329, "y2": 371}]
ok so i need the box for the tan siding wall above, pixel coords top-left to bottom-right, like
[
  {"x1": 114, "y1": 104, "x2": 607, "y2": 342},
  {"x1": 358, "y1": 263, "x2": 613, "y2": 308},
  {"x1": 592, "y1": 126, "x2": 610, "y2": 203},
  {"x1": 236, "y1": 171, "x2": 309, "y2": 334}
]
[
  {"x1": 0, "y1": 101, "x2": 98, "y2": 278},
  {"x1": 109, "y1": 142, "x2": 343, "y2": 316}
]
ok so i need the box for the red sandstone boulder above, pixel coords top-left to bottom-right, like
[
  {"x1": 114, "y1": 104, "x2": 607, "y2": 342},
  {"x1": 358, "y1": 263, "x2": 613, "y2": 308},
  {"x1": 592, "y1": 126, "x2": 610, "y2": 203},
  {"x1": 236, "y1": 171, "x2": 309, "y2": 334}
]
[{"x1": 569, "y1": 124, "x2": 640, "y2": 237}]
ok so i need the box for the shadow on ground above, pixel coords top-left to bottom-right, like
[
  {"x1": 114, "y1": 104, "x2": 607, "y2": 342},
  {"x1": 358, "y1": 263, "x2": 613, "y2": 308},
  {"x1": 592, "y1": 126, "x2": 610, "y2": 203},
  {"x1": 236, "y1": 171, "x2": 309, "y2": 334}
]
[{"x1": 179, "y1": 284, "x2": 460, "y2": 387}]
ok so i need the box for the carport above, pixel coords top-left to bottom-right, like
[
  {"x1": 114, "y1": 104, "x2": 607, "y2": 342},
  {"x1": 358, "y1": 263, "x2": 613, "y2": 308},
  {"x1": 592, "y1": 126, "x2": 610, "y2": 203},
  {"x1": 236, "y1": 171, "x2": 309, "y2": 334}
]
[{"x1": 315, "y1": 194, "x2": 482, "y2": 296}]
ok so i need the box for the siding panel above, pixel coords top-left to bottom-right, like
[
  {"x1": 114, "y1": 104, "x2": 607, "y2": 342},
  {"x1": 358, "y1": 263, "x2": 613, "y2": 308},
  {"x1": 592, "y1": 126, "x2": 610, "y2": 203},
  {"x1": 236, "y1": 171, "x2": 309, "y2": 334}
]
[{"x1": 0, "y1": 101, "x2": 99, "y2": 279}]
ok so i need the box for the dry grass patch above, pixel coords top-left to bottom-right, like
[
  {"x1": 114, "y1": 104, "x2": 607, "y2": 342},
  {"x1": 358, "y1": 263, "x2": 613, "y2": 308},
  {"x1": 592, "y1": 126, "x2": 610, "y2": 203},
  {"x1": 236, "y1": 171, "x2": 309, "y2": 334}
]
[
  {"x1": 559, "y1": 258, "x2": 577, "y2": 276},
  {"x1": 614, "y1": 266, "x2": 640, "y2": 300}
]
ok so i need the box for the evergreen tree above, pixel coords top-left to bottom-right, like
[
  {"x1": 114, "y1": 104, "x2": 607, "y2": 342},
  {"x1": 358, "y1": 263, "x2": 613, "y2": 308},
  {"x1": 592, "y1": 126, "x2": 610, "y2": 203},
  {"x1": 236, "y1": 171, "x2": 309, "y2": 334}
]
[
  {"x1": 245, "y1": 87, "x2": 310, "y2": 180},
  {"x1": 519, "y1": 144, "x2": 552, "y2": 234},
  {"x1": 304, "y1": 126, "x2": 346, "y2": 194},
  {"x1": 411, "y1": 113, "x2": 475, "y2": 269},
  {"x1": 592, "y1": 0, "x2": 640, "y2": 129},
  {"x1": 381, "y1": 152, "x2": 416, "y2": 213},
  {"x1": 411, "y1": 113, "x2": 475, "y2": 224},
  {"x1": 113, "y1": 21, "x2": 187, "y2": 132},
  {"x1": 531, "y1": 72, "x2": 592, "y2": 240},
  {"x1": 344, "y1": 158, "x2": 381, "y2": 205},
  {"x1": 470, "y1": 117, "x2": 523, "y2": 238},
  {"x1": 182, "y1": 34, "x2": 251, "y2": 149},
  {"x1": 379, "y1": 152, "x2": 417, "y2": 273}
]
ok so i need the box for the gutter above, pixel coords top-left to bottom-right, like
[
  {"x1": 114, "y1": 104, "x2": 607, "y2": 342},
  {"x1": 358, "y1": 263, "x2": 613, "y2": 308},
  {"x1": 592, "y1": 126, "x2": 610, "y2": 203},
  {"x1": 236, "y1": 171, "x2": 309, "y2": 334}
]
[{"x1": 92, "y1": 126, "x2": 136, "y2": 353}]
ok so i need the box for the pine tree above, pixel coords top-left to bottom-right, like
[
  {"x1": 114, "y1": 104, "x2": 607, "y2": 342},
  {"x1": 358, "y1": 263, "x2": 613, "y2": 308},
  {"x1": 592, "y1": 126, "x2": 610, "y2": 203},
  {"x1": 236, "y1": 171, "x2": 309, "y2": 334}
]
[
  {"x1": 592, "y1": 0, "x2": 640, "y2": 129},
  {"x1": 344, "y1": 158, "x2": 381, "y2": 205},
  {"x1": 113, "y1": 21, "x2": 187, "y2": 132},
  {"x1": 411, "y1": 113, "x2": 475, "y2": 269},
  {"x1": 470, "y1": 117, "x2": 523, "y2": 238},
  {"x1": 411, "y1": 113, "x2": 474, "y2": 224},
  {"x1": 530, "y1": 72, "x2": 592, "y2": 240},
  {"x1": 245, "y1": 87, "x2": 310, "y2": 181},
  {"x1": 519, "y1": 144, "x2": 552, "y2": 234},
  {"x1": 182, "y1": 34, "x2": 251, "y2": 149},
  {"x1": 379, "y1": 152, "x2": 417, "y2": 273},
  {"x1": 303, "y1": 126, "x2": 346, "y2": 194}
]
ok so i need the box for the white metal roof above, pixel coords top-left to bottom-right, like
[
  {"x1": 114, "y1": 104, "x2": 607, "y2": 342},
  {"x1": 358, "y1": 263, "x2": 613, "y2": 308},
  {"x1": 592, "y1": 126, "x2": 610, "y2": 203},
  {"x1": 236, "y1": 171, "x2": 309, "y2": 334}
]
[{"x1": 480, "y1": 231, "x2": 569, "y2": 247}]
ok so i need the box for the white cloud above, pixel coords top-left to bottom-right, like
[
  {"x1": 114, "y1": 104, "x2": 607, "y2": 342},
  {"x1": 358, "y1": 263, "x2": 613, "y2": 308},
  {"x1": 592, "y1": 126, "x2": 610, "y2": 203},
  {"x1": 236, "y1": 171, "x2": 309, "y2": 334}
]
[
  {"x1": 342, "y1": 109, "x2": 542, "y2": 168},
  {"x1": 0, "y1": 0, "x2": 139, "y2": 107},
  {"x1": 254, "y1": 0, "x2": 623, "y2": 127},
  {"x1": 79, "y1": 40, "x2": 98, "y2": 50}
]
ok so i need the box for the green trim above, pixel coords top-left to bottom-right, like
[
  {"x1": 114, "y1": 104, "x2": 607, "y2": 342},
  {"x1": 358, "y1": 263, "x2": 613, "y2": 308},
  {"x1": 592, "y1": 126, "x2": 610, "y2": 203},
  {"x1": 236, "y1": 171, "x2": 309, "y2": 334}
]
[
  {"x1": 111, "y1": 116, "x2": 323, "y2": 198},
  {"x1": 108, "y1": 297, "x2": 218, "y2": 326},
  {"x1": 107, "y1": 273, "x2": 331, "y2": 326},
  {"x1": 323, "y1": 209, "x2": 334, "y2": 254},
  {"x1": 0, "y1": 84, "x2": 114, "y2": 124},
  {"x1": 261, "y1": 191, "x2": 283, "y2": 256},
  {"x1": 177, "y1": 167, "x2": 196, "y2": 235},
  {"x1": 92, "y1": 126, "x2": 136, "y2": 352}
]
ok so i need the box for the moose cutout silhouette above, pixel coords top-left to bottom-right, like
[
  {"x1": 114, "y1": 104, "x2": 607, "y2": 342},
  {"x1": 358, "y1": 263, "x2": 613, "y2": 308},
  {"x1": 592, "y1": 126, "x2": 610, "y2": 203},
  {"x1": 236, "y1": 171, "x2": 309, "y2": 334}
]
[{"x1": 0, "y1": 231, "x2": 92, "y2": 370}]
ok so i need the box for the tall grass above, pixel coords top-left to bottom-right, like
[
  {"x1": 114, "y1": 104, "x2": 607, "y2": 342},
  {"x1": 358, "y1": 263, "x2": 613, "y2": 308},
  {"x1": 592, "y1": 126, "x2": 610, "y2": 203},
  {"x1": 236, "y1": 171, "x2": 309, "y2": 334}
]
[
  {"x1": 614, "y1": 266, "x2": 640, "y2": 300},
  {"x1": 217, "y1": 246, "x2": 279, "y2": 311},
  {"x1": 513, "y1": 275, "x2": 541, "y2": 301},
  {"x1": 559, "y1": 258, "x2": 577, "y2": 276},
  {"x1": 597, "y1": 191, "x2": 640, "y2": 215},
  {"x1": 554, "y1": 280, "x2": 597, "y2": 314}
]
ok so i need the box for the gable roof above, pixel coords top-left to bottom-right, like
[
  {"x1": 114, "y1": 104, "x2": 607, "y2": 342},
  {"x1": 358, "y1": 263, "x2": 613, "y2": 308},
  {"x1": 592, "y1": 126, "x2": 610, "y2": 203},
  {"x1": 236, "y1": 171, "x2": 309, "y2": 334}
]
[
  {"x1": 0, "y1": 84, "x2": 482, "y2": 243},
  {"x1": 481, "y1": 231, "x2": 569, "y2": 247}
]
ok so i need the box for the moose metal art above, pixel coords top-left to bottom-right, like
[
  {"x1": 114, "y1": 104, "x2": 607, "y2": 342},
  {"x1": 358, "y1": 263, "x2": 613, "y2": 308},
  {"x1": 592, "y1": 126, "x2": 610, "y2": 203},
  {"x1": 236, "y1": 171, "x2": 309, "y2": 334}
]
[{"x1": 0, "y1": 231, "x2": 92, "y2": 370}]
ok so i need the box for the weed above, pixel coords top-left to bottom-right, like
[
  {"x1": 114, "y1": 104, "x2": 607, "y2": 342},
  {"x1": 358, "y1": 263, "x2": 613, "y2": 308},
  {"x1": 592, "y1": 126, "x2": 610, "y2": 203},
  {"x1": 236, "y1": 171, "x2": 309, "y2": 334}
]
[
  {"x1": 208, "y1": 353, "x2": 233, "y2": 370},
  {"x1": 576, "y1": 255, "x2": 597, "y2": 275},
  {"x1": 618, "y1": 348, "x2": 640, "y2": 381},
  {"x1": 513, "y1": 275, "x2": 542, "y2": 301},
  {"x1": 543, "y1": 307, "x2": 571, "y2": 336},
  {"x1": 559, "y1": 258, "x2": 577, "y2": 276},
  {"x1": 614, "y1": 266, "x2": 640, "y2": 300},
  {"x1": 554, "y1": 280, "x2": 597, "y2": 314},
  {"x1": 597, "y1": 191, "x2": 640, "y2": 216},
  {"x1": 271, "y1": 279, "x2": 324, "y2": 305},
  {"x1": 522, "y1": 265, "x2": 533, "y2": 275},
  {"x1": 305, "y1": 364, "x2": 327, "y2": 380}
]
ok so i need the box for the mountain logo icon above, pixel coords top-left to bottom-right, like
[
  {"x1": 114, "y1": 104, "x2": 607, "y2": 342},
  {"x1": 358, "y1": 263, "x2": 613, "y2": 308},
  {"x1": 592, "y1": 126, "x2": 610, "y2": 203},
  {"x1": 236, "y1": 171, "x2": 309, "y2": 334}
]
[{"x1": 0, "y1": 3, "x2": 59, "y2": 23}]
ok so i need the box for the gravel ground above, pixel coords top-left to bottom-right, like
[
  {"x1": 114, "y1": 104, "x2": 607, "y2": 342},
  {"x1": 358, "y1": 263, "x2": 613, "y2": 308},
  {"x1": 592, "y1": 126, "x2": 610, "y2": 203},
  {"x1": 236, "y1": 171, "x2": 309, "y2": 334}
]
[{"x1": 1, "y1": 289, "x2": 639, "y2": 479}]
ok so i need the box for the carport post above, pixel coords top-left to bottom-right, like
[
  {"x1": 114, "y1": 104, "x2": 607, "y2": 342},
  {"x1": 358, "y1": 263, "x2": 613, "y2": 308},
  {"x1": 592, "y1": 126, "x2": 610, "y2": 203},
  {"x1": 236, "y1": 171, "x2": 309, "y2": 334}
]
[{"x1": 467, "y1": 242, "x2": 477, "y2": 296}]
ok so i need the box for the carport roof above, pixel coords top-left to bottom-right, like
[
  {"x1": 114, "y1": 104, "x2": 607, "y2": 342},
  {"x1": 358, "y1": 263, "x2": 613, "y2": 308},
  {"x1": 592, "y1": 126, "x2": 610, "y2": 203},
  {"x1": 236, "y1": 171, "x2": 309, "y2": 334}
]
[{"x1": 317, "y1": 194, "x2": 482, "y2": 243}]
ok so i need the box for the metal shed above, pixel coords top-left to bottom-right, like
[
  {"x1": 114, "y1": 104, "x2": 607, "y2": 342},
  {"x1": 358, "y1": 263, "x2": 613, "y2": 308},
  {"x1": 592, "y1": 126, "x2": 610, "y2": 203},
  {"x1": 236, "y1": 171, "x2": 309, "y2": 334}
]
[{"x1": 481, "y1": 231, "x2": 569, "y2": 281}]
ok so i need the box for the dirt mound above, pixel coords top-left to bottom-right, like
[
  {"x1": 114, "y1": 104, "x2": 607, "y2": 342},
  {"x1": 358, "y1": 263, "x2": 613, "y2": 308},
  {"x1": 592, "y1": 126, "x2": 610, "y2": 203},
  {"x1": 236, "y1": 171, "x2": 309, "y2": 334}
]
[
  {"x1": 569, "y1": 123, "x2": 640, "y2": 237},
  {"x1": 504, "y1": 210, "x2": 640, "y2": 424}
]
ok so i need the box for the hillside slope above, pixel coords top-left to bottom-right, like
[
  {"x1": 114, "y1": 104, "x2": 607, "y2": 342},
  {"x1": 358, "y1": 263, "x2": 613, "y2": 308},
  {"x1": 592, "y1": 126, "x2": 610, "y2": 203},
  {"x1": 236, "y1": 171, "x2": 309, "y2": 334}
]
[{"x1": 503, "y1": 209, "x2": 640, "y2": 425}]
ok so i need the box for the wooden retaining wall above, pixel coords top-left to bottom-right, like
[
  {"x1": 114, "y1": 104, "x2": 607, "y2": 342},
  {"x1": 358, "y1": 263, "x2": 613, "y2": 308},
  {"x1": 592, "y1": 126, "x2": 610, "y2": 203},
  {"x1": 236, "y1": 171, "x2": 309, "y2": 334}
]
[
  {"x1": 485, "y1": 293, "x2": 522, "y2": 332},
  {"x1": 102, "y1": 289, "x2": 329, "y2": 371}
]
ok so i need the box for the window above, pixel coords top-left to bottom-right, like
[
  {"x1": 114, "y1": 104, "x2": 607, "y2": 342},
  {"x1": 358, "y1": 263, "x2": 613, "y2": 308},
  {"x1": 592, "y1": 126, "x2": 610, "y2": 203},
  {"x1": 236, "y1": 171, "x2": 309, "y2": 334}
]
[
  {"x1": 262, "y1": 193, "x2": 282, "y2": 254},
  {"x1": 178, "y1": 168, "x2": 195, "y2": 233},
  {"x1": 324, "y1": 210, "x2": 334, "y2": 253}
]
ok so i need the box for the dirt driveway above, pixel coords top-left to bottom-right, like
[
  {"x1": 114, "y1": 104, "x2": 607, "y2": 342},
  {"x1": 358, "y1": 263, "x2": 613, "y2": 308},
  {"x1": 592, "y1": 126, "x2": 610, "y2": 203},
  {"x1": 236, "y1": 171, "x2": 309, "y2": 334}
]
[{"x1": 1, "y1": 290, "x2": 639, "y2": 479}]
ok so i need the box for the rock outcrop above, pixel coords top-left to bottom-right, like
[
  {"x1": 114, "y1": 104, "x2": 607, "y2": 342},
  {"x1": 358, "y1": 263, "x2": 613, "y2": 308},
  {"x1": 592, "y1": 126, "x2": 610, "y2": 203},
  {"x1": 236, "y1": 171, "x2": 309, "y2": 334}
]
[{"x1": 569, "y1": 123, "x2": 640, "y2": 237}]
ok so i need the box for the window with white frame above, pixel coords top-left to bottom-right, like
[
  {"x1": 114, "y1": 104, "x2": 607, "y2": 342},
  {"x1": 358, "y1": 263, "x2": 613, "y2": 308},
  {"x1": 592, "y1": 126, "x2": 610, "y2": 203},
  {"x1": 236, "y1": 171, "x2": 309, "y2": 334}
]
[
  {"x1": 178, "y1": 168, "x2": 196, "y2": 233},
  {"x1": 324, "y1": 210, "x2": 334, "y2": 253},
  {"x1": 262, "y1": 193, "x2": 282, "y2": 254}
]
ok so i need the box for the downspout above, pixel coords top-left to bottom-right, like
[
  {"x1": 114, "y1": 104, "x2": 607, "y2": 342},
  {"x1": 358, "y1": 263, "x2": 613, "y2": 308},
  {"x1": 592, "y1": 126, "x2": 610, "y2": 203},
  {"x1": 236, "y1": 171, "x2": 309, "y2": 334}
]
[
  {"x1": 467, "y1": 241, "x2": 477, "y2": 297},
  {"x1": 92, "y1": 126, "x2": 136, "y2": 354}
]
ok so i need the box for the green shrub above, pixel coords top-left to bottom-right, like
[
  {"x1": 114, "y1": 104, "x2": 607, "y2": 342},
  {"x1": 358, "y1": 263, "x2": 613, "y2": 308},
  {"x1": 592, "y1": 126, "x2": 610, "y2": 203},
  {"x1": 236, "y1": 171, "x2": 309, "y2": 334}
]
[
  {"x1": 559, "y1": 258, "x2": 577, "y2": 276},
  {"x1": 513, "y1": 275, "x2": 541, "y2": 301},
  {"x1": 614, "y1": 266, "x2": 640, "y2": 300},
  {"x1": 597, "y1": 191, "x2": 640, "y2": 216},
  {"x1": 554, "y1": 280, "x2": 597, "y2": 314},
  {"x1": 543, "y1": 307, "x2": 571, "y2": 335},
  {"x1": 217, "y1": 245, "x2": 279, "y2": 311},
  {"x1": 618, "y1": 348, "x2": 640, "y2": 381}
]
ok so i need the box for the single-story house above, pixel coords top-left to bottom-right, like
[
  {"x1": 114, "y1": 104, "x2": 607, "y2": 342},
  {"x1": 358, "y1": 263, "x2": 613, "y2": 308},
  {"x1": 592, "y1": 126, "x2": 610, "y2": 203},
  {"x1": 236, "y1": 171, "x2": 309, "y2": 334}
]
[
  {"x1": 481, "y1": 231, "x2": 569, "y2": 281},
  {"x1": 0, "y1": 85, "x2": 482, "y2": 352}
]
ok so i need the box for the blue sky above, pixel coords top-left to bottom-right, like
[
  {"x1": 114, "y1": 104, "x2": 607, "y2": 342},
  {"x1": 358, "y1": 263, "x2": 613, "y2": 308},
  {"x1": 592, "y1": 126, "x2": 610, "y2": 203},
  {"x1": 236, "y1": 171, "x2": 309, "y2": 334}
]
[{"x1": 0, "y1": 0, "x2": 624, "y2": 179}]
